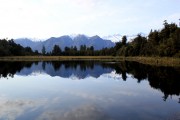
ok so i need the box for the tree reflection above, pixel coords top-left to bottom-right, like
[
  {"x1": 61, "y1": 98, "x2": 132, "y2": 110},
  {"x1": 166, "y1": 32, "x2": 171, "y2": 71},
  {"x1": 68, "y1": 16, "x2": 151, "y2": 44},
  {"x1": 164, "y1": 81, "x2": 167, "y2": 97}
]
[
  {"x1": 0, "y1": 61, "x2": 179, "y2": 102},
  {"x1": 0, "y1": 62, "x2": 33, "y2": 78},
  {"x1": 113, "y1": 62, "x2": 180, "y2": 102}
]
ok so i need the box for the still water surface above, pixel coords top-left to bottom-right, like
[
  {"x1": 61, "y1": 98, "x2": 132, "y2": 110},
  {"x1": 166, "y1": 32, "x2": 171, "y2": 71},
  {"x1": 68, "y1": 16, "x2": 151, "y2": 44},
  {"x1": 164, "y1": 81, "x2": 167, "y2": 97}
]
[{"x1": 0, "y1": 61, "x2": 179, "y2": 120}]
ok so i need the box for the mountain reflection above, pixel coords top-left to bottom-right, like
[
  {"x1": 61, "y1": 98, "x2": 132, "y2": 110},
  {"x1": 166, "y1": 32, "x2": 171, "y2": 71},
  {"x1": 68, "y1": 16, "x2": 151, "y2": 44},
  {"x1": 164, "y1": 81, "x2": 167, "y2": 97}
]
[
  {"x1": 25, "y1": 61, "x2": 113, "y2": 79},
  {"x1": 0, "y1": 61, "x2": 179, "y2": 102}
]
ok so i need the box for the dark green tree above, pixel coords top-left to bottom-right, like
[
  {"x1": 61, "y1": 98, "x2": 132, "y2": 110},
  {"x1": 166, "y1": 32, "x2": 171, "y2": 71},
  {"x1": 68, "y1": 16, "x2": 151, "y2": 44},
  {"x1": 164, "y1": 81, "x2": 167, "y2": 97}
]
[
  {"x1": 64, "y1": 46, "x2": 70, "y2": 56},
  {"x1": 52, "y1": 45, "x2": 62, "y2": 56},
  {"x1": 131, "y1": 34, "x2": 147, "y2": 56},
  {"x1": 122, "y1": 35, "x2": 127, "y2": 45},
  {"x1": 0, "y1": 39, "x2": 35, "y2": 56},
  {"x1": 90, "y1": 46, "x2": 94, "y2": 51},
  {"x1": 34, "y1": 50, "x2": 39, "y2": 55},
  {"x1": 42, "y1": 45, "x2": 46, "y2": 55}
]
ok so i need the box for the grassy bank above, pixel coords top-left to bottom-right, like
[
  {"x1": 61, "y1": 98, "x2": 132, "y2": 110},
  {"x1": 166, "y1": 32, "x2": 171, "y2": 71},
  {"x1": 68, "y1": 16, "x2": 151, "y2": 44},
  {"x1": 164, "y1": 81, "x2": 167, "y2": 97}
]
[
  {"x1": 0, "y1": 56, "x2": 119, "y2": 61},
  {"x1": 125, "y1": 57, "x2": 180, "y2": 67},
  {"x1": 0, "y1": 56, "x2": 179, "y2": 67}
]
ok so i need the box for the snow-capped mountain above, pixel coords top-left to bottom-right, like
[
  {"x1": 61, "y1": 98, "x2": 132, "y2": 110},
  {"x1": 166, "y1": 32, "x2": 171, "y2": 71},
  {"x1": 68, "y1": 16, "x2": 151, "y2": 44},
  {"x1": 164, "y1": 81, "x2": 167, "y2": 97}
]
[
  {"x1": 15, "y1": 35, "x2": 115, "y2": 52},
  {"x1": 103, "y1": 33, "x2": 147, "y2": 43}
]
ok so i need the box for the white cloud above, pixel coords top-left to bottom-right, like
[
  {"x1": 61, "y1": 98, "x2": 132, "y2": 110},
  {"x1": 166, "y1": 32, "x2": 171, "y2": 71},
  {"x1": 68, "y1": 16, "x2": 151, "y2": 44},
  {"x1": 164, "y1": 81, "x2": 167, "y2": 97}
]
[{"x1": 0, "y1": 0, "x2": 179, "y2": 39}]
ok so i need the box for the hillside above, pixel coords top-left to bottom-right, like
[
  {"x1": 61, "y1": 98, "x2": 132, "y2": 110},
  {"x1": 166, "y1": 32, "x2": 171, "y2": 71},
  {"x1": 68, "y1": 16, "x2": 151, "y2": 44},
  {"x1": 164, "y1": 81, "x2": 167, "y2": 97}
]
[{"x1": 15, "y1": 35, "x2": 115, "y2": 52}]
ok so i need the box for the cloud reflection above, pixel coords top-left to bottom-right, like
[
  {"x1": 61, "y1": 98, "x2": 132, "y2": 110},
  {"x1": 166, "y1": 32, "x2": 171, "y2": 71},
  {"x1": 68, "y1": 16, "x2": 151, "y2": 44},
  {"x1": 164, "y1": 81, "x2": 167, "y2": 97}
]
[
  {"x1": 0, "y1": 98, "x2": 46, "y2": 120},
  {"x1": 37, "y1": 104, "x2": 113, "y2": 120},
  {"x1": 63, "y1": 90, "x2": 115, "y2": 104}
]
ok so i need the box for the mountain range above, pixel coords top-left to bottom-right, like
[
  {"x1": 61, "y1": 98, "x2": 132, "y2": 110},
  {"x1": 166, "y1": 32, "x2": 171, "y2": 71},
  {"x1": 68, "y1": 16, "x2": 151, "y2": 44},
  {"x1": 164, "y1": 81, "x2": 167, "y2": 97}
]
[
  {"x1": 15, "y1": 35, "x2": 115, "y2": 52},
  {"x1": 16, "y1": 62, "x2": 113, "y2": 79}
]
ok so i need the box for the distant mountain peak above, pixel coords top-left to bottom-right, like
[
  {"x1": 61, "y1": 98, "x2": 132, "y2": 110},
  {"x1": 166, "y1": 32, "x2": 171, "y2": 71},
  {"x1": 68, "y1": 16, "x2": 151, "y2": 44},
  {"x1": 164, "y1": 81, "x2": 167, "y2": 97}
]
[
  {"x1": 15, "y1": 37, "x2": 45, "y2": 42},
  {"x1": 15, "y1": 34, "x2": 115, "y2": 52},
  {"x1": 70, "y1": 34, "x2": 88, "y2": 39},
  {"x1": 91, "y1": 35, "x2": 101, "y2": 38},
  {"x1": 74, "y1": 34, "x2": 87, "y2": 38}
]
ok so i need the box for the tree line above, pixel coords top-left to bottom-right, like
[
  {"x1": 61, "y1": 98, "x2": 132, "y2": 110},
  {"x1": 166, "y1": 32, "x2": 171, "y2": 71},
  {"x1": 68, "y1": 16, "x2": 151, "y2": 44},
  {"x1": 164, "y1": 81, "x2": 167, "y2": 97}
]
[
  {"x1": 0, "y1": 39, "x2": 38, "y2": 56},
  {"x1": 42, "y1": 44, "x2": 115, "y2": 56},
  {"x1": 113, "y1": 21, "x2": 180, "y2": 57},
  {"x1": 41, "y1": 21, "x2": 180, "y2": 57},
  {"x1": 0, "y1": 21, "x2": 179, "y2": 57}
]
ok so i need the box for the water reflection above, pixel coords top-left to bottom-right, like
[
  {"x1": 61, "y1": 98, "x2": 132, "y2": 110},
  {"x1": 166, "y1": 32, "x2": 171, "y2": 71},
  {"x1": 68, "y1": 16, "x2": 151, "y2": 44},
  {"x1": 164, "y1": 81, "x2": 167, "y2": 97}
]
[
  {"x1": 0, "y1": 62, "x2": 33, "y2": 78},
  {"x1": 0, "y1": 61, "x2": 179, "y2": 120},
  {"x1": 0, "y1": 61, "x2": 179, "y2": 101},
  {"x1": 37, "y1": 104, "x2": 112, "y2": 120},
  {"x1": 18, "y1": 61, "x2": 113, "y2": 79}
]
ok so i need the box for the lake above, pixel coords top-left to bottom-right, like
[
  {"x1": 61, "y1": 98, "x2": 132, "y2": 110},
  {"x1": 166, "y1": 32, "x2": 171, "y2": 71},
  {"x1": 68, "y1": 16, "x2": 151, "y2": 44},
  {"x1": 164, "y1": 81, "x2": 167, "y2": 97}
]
[{"x1": 0, "y1": 61, "x2": 179, "y2": 120}]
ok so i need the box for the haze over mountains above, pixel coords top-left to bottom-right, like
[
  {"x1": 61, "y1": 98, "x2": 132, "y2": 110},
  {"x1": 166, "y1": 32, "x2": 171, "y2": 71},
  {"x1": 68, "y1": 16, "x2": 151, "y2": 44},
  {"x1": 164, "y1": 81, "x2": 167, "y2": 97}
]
[
  {"x1": 15, "y1": 35, "x2": 115, "y2": 52},
  {"x1": 103, "y1": 33, "x2": 147, "y2": 42}
]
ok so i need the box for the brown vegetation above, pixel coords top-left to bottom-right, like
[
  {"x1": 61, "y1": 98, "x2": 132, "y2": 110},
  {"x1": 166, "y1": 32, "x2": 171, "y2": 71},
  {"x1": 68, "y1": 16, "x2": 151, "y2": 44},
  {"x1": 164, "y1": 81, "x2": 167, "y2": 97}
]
[{"x1": 0, "y1": 56, "x2": 179, "y2": 67}]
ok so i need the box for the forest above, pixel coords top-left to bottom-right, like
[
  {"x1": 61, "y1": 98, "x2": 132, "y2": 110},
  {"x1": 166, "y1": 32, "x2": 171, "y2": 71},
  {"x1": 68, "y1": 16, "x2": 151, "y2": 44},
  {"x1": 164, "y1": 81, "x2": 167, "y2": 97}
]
[{"x1": 0, "y1": 21, "x2": 179, "y2": 57}]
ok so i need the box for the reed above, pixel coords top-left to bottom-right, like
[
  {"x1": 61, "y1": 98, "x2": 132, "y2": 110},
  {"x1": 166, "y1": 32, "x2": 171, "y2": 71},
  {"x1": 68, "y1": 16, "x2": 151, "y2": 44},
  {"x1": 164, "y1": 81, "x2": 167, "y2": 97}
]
[{"x1": 0, "y1": 56, "x2": 179, "y2": 67}]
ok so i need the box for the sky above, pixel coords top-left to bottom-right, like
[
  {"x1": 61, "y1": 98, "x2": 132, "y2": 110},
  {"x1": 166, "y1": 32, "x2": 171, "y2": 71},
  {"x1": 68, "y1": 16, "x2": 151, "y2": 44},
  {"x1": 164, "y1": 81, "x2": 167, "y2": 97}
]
[{"x1": 0, "y1": 0, "x2": 179, "y2": 39}]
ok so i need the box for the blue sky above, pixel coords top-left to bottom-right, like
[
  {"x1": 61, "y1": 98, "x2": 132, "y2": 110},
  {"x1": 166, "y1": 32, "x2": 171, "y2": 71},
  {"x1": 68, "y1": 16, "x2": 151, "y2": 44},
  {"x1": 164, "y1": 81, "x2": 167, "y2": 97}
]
[{"x1": 0, "y1": 0, "x2": 179, "y2": 39}]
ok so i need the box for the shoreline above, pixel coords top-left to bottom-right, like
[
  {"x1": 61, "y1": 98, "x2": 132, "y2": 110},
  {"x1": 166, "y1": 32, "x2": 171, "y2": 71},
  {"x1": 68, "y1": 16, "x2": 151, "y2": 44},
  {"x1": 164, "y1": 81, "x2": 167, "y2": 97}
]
[{"x1": 0, "y1": 56, "x2": 179, "y2": 67}]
